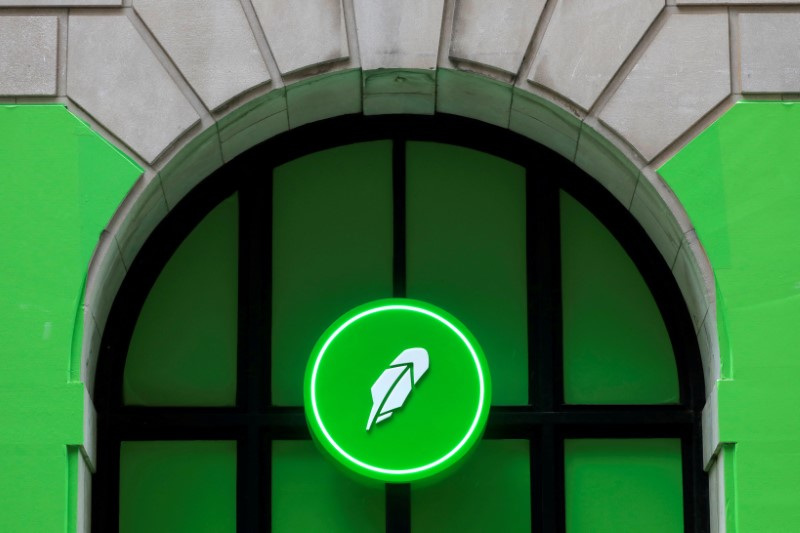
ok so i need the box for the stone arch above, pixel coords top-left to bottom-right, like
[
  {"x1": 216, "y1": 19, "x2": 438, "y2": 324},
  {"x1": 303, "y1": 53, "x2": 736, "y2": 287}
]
[{"x1": 39, "y1": 2, "x2": 744, "y2": 530}]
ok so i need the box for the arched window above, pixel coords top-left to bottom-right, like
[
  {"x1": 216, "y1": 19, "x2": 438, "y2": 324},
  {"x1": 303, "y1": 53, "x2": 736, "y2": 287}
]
[{"x1": 93, "y1": 115, "x2": 707, "y2": 532}]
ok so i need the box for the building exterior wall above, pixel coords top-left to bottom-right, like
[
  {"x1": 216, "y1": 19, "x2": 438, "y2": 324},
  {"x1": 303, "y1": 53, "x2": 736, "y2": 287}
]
[{"x1": 1, "y1": 1, "x2": 799, "y2": 531}]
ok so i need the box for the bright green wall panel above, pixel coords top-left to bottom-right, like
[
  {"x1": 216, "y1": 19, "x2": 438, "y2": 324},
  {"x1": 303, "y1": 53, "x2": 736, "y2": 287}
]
[
  {"x1": 124, "y1": 195, "x2": 238, "y2": 406},
  {"x1": 0, "y1": 105, "x2": 141, "y2": 531},
  {"x1": 561, "y1": 191, "x2": 678, "y2": 404},
  {"x1": 410, "y1": 440, "x2": 531, "y2": 532},
  {"x1": 119, "y1": 441, "x2": 236, "y2": 533},
  {"x1": 406, "y1": 142, "x2": 528, "y2": 405},
  {"x1": 272, "y1": 141, "x2": 393, "y2": 405},
  {"x1": 659, "y1": 100, "x2": 800, "y2": 532},
  {"x1": 564, "y1": 439, "x2": 683, "y2": 533},
  {"x1": 272, "y1": 440, "x2": 385, "y2": 532}
]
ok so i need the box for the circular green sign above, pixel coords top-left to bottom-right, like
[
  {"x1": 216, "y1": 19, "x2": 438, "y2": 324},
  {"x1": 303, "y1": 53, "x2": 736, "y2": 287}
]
[{"x1": 304, "y1": 298, "x2": 491, "y2": 482}]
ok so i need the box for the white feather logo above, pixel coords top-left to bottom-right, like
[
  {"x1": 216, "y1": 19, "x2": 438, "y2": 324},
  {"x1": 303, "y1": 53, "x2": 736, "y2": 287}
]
[{"x1": 366, "y1": 347, "x2": 430, "y2": 431}]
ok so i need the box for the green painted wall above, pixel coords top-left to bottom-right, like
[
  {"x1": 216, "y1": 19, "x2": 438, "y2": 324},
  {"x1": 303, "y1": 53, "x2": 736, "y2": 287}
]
[
  {"x1": 0, "y1": 105, "x2": 141, "y2": 531},
  {"x1": 660, "y1": 100, "x2": 800, "y2": 532}
]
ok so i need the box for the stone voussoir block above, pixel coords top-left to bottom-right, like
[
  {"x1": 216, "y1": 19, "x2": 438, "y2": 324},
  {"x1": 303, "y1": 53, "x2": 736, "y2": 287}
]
[
  {"x1": 253, "y1": 0, "x2": 348, "y2": 75},
  {"x1": 450, "y1": 0, "x2": 546, "y2": 76},
  {"x1": 0, "y1": 16, "x2": 58, "y2": 96},
  {"x1": 67, "y1": 13, "x2": 200, "y2": 163},
  {"x1": 599, "y1": 12, "x2": 730, "y2": 162},
  {"x1": 354, "y1": 0, "x2": 444, "y2": 71},
  {"x1": 530, "y1": 0, "x2": 663, "y2": 111},
  {"x1": 133, "y1": 0, "x2": 271, "y2": 111},
  {"x1": 739, "y1": 12, "x2": 800, "y2": 94}
]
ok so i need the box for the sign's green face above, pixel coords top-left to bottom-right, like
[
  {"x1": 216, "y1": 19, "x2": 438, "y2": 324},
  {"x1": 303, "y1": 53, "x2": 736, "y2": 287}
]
[{"x1": 304, "y1": 299, "x2": 492, "y2": 483}]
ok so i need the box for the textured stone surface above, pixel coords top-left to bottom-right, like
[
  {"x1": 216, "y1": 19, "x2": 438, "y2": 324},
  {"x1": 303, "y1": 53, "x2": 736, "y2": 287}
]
[
  {"x1": 599, "y1": 13, "x2": 730, "y2": 161},
  {"x1": 160, "y1": 125, "x2": 223, "y2": 209},
  {"x1": 678, "y1": 0, "x2": 799, "y2": 3},
  {"x1": 629, "y1": 170, "x2": 689, "y2": 266},
  {"x1": 114, "y1": 172, "x2": 169, "y2": 268},
  {"x1": 450, "y1": 0, "x2": 545, "y2": 75},
  {"x1": 574, "y1": 122, "x2": 640, "y2": 208},
  {"x1": 702, "y1": 382, "x2": 721, "y2": 467},
  {"x1": 85, "y1": 230, "x2": 126, "y2": 334},
  {"x1": 530, "y1": 0, "x2": 663, "y2": 111},
  {"x1": 354, "y1": 0, "x2": 444, "y2": 70},
  {"x1": 134, "y1": 0, "x2": 269, "y2": 110},
  {"x1": 286, "y1": 69, "x2": 361, "y2": 128},
  {"x1": 68, "y1": 15, "x2": 199, "y2": 163},
  {"x1": 672, "y1": 230, "x2": 715, "y2": 334},
  {"x1": 363, "y1": 69, "x2": 436, "y2": 115},
  {"x1": 0, "y1": 16, "x2": 57, "y2": 95},
  {"x1": 740, "y1": 12, "x2": 800, "y2": 93},
  {"x1": 509, "y1": 89, "x2": 580, "y2": 161},
  {"x1": 254, "y1": 0, "x2": 348, "y2": 74},
  {"x1": 0, "y1": 0, "x2": 118, "y2": 4},
  {"x1": 218, "y1": 89, "x2": 288, "y2": 161},
  {"x1": 697, "y1": 304, "x2": 721, "y2": 390},
  {"x1": 437, "y1": 69, "x2": 512, "y2": 128}
]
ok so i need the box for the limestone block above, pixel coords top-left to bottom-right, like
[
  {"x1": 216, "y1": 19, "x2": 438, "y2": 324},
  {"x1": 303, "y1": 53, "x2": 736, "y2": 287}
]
[
  {"x1": 363, "y1": 69, "x2": 435, "y2": 115},
  {"x1": 702, "y1": 381, "x2": 721, "y2": 468},
  {"x1": 253, "y1": 0, "x2": 348, "y2": 74},
  {"x1": 437, "y1": 69, "x2": 512, "y2": 128},
  {"x1": 354, "y1": 0, "x2": 444, "y2": 70},
  {"x1": 77, "y1": 449, "x2": 92, "y2": 533},
  {"x1": 0, "y1": 16, "x2": 57, "y2": 95},
  {"x1": 134, "y1": 0, "x2": 269, "y2": 111},
  {"x1": 707, "y1": 448, "x2": 725, "y2": 533},
  {"x1": 81, "y1": 305, "x2": 101, "y2": 396},
  {"x1": 68, "y1": 15, "x2": 199, "y2": 163},
  {"x1": 85, "y1": 229, "x2": 126, "y2": 334},
  {"x1": 574, "y1": 122, "x2": 640, "y2": 208},
  {"x1": 450, "y1": 0, "x2": 545, "y2": 75},
  {"x1": 530, "y1": 0, "x2": 663, "y2": 111},
  {"x1": 678, "y1": 0, "x2": 797, "y2": 3},
  {"x1": 599, "y1": 13, "x2": 730, "y2": 161},
  {"x1": 509, "y1": 89, "x2": 580, "y2": 162},
  {"x1": 114, "y1": 171, "x2": 169, "y2": 268},
  {"x1": 218, "y1": 89, "x2": 288, "y2": 161},
  {"x1": 672, "y1": 229, "x2": 715, "y2": 334},
  {"x1": 630, "y1": 169, "x2": 689, "y2": 267},
  {"x1": 286, "y1": 69, "x2": 361, "y2": 128},
  {"x1": 0, "y1": 0, "x2": 119, "y2": 5},
  {"x1": 697, "y1": 303, "x2": 721, "y2": 390},
  {"x1": 739, "y1": 12, "x2": 800, "y2": 93},
  {"x1": 159, "y1": 126, "x2": 223, "y2": 209}
]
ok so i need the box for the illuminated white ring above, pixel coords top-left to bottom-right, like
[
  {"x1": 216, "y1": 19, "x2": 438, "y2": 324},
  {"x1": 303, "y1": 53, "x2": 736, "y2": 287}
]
[{"x1": 309, "y1": 304, "x2": 487, "y2": 477}]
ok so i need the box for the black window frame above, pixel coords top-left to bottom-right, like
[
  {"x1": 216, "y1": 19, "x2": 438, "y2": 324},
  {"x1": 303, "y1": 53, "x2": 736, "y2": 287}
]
[{"x1": 93, "y1": 114, "x2": 708, "y2": 533}]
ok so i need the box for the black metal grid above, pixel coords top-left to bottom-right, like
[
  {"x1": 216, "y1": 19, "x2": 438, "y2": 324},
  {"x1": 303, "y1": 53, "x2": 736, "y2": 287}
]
[{"x1": 92, "y1": 114, "x2": 708, "y2": 532}]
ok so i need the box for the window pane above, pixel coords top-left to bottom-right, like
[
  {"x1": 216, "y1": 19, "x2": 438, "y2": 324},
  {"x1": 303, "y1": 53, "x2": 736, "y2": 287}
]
[
  {"x1": 124, "y1": 194, "x2": 238, "y2": 406},
  {"x1": 411, "y1": 439, "x2": 531, "y2": 532},
  {"x1": 272, "y1": 440, "x2": 384, "y2": 532},
  {"x1": 564, "y1": 438, "x2": 683, "y2": 533},
  {"x1": 406, "y1": 142, "x2": 528, "y2": 405},
  {"x1": 272, "y1": 141, "x2": 393, "y2": 405},
  {"x1": 560, "y1": 191, "x2": 679, "y2": 404},
  {"x1": 119, "y1": 441, "x2": 236, "y2": 533}
]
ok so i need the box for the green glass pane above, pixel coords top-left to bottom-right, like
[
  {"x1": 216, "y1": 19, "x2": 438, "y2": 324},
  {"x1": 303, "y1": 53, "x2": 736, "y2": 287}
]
[
  {"x1": 411, "y1": 440, "x2": 531, "y2": 533},
  {"x1": 124, "y1": 195, "x2": 238, "y2": 406},
  {"x1": 272, "y1": 440, "x2": 384, "y2": 532},
  {"x1": 119, "y1": 441, "x2": 236, "y2": 533},
  {"x1": 406, "y1": 142, "x2": 528, "y2": 405},
  {"x1": 272, "y1": 141, "x2": 393, "y2": 405},
  {"x1": 564, "y1": 439, "x2": 683, "y2": 533},
  {"x1": 561, "y1": 191, "x2": 678, "y2": 404}
]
